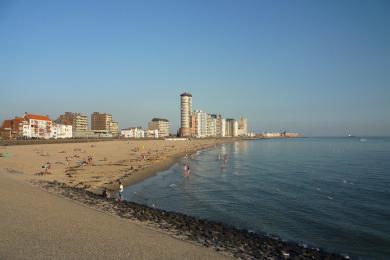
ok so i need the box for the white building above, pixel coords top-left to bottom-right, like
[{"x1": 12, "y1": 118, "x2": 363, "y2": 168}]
[
  {"x1": 207, "y1": 114, "x2": 217, "y2": 137},
  {"x1": 237, "y1": 117, "x2": 248, "y2": 136},
  {"x1": 51, "y1": 123, "x2": 73, "y2": 139},
  {"x1": 192, "y1": 110, "x2": 208, "y2": 138},
  {"x1": 23, "y1": 113, "x2": 52, "y2": 139},
  {"x1": 121, "y1": 127, "x2": 145, "y2": 138},
  {"x1": 145, "y1": 129, "x2": 159, "y2": 138}
]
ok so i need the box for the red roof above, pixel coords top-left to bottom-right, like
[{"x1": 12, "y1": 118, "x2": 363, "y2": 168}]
[{"x1": 25, "y1": 114, "x2": 51, "y2": 121}]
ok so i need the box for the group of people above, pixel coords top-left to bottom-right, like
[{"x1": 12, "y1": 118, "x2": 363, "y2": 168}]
[
  {"x1": 40, "y1": 162, "x2": 51, "y2": 174},
  {"x1": 81, "y1": 156, "x2": 93, "y2": 166}
]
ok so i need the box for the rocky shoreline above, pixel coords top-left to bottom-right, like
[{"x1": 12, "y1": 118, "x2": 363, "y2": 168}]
[{"x1": 36, "y1": 180, "x2": 350, "y2": 260}]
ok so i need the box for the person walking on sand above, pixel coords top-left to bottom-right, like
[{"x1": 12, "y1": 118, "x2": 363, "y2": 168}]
[{"x1": 118, "y1": 181, "x2": 124, "y2": 202}]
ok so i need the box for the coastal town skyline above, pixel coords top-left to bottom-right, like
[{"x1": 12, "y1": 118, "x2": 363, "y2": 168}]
[
  {"x1": 0, "y1": 92, "x2": 256, "y2": 139},
  {"x1": 1, "y1": 1, "x2": 390, "y2": 136}
]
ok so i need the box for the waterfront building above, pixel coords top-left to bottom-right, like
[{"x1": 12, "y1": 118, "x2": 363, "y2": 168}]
[
  {"x1": 23, "y1": 113, "x2": 52, "y2": 139},
  {"x1": 57, "y1": 112, "x2": 87, "y2": 135},
  {"x1": 148, "y1": 118, "x2": 170, "y2": 137},
  {"x1": 51, "y1": 123, "x2": 73, "y2": 139},
  {"x1": 215, "y1": 115, "x2": 226, "y2": 137},
  {"x1": 207, "y1": 114, "x2": 217, "y2": 137},
  {"x1": 1, "y1": 117, "x2": 25, "y2": 139},
  {"x1": 238, "y1": 117, "x2": 248, "y2": 136},
  {"x1": 192, "y1": 110, "x2": 208, "y2": 138},
  {"x1": 1, "y1": 114, "x2": 73, "y2": 139},
  {"x1": 225, "y1": 119, "x2": 238, "y2": 137},
  {"x1": 145, "y1": 129, "x2": 159, "y2": 138},
  {"x1": 179, "y1": 92, "x2": 192, "y2": 137},
  {"x1": 109, "y1": 121, "x2": 119, "y2": 136},
  {"x1": 91, "y1": 112, "x2": 119, "y2": 136},
  {"x1": 120, "y1": 127, "x2": 145, "y2": 138},
  {"x1": 190, "y1": 113, "x2": 197, "y2": 137}
]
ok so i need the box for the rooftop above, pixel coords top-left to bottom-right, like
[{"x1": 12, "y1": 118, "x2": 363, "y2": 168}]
[
  {"x1": 24, "y1": 114, "x2": 51, "y2": 121},
  {"x1": 151, "y1": 118, "x2": 169, "y2": 122},
  {"x1": 180, "y1": 92, "x2": 192, "y2": 97}
]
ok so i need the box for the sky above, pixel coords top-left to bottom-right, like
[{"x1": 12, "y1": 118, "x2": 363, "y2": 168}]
[{"x1": 0, "y1": 0, "x2": 389, "y2": 136}]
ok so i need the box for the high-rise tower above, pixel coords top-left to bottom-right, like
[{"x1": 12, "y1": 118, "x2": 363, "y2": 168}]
[{"x1": 180, "y1": 92, "x2": 192, "y2": 137}]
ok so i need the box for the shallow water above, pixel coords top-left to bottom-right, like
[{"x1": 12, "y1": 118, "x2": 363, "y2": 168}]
[{"x1": 123, "y1": 137, "x2": 390, "y2": 259}]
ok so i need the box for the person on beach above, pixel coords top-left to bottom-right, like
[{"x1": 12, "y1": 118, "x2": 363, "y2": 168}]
[
  {"x1": 118, "y1": 181, "x2": 124, "y2": 202},
  {"x1": 102, "y1": 188, "x2": 108, "y2": 198}
]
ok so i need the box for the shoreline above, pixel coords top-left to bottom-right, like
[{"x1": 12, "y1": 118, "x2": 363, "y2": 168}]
[
  {"x1": 1, "y1": 139, "x2": 352, "y2": 259},
  {"x1": 0, "y1": 138, "x2": 238, "y2": 195},
  {"x1": 36, "y1": 180, "x2": 348, "y2": 259},
  {"x1": 117, "y1": 140, "x2": 233, "y2": 192}
]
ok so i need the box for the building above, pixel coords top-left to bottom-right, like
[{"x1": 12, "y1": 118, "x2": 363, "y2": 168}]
[
  {"x1": 192, "y1": 110, "x2": 208, "y2": 138},
  {"x1": 190, "y1": 113, "x2": 197, "y2": 137},
  {"x1": 74, "y1": 130, "x2": 112, "y2": 138},
  {"x1": 207, "y1": 114, "x2": 217, "y2": 137},
  {"x1": 120, "y1": 127, "x2": 145, "y2": 138},
  {"x1": 225, "y1": 119, "x2": 238, "y2": 137},
  {"x1": 91, "y1": 112, "x2": 112, "y2": 131},
  {"x1": 145, "y1": 129, "x2": 159, "y2": 138},
  {"x1": 111, "y1": 122, "x2": 119, "y2": 136},
  {"x1": 179, "y1": 92, "x2": 192, "y2": 137},
  {"x1": 1, "y1": 117, "x2": 25, "y2": 139},
  {"x1": 237, "y1": 117, "x2": 248, "y2": 136},
  {"x1": 91, "y1": 112, "x2": 119, "y2": 136},
  {"x1": 23, "y1": 113, "x2": 52, "y2": 139},
  {"x1": 51, "y1": 123, "x2": 73, "y2": 139},
  {"x1": 57, "y1": 112, "x2": 87, "y2": 135},
  {"x1": 216, "y1": 115, "x2": 226, "y2": 137},
  {"x1": 148, "y1": 118, "x2": 170, "y2": 137}
]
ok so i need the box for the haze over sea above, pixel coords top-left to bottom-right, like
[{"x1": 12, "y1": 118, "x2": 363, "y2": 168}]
[{"x1": 123, "y1": 137, "x2": 390, "y2": 259}]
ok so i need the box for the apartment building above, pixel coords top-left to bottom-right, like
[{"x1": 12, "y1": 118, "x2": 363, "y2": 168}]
[
  {"x1": 57, "y1": 112, "x2": 87, "y2": 134},
  {"x1": 148, "y1": 118, "x2": 170, "y2": 137}
]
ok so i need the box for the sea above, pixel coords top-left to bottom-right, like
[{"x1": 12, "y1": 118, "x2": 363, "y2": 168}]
[{"x1": 122, "y1": 137, "x2": 390, "y2": 259}]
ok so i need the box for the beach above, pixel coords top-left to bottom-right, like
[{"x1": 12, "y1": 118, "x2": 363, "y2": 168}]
[
  {"x1": 0, "y1": 139, "x2": 229, "y2": 194},
  {"x1": 0, "y1": 172, "x2": 230, "y2": 259},
  {"x1": 0, "y1": 139, "x2": 235, "y2": 259}
]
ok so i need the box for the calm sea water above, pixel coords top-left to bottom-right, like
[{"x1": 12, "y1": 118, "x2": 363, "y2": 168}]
[{"x1": 123, "y1": 138, "x2": 390, "y2": 259}]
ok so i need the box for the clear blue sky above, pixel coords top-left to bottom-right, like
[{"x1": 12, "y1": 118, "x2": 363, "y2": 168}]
[{"x1": 1, "y1": 0, "x2": 389, "y2": 136}]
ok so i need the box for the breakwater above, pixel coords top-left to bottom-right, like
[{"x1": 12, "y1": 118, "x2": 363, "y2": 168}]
[{"x1": 38, "y1": 181, "x2": 347, "y2": 259}]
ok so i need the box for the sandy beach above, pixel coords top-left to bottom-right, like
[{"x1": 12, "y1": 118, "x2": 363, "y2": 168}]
[
  {"x1": 0, "y1": 172, "x2": 230, "y2": 259},
  {"x1": 0, "y1": 139, "x2": 229, "y2": 194},
  {"x1": 0, "y1": 139, "x2": 234, "y2": 259}
]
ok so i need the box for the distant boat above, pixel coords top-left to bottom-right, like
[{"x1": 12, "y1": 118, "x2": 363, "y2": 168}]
[{"x1": 348, "y1": 134, "x2": 356, "y2": 138}]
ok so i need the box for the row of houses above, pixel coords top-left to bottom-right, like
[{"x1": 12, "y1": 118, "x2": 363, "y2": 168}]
[
  {"x1": 0, "y1": 113, "x2": 72, "y2": 139},
  {"x1": 0, "y1": 112, "x2": 169, "y2": 140}
]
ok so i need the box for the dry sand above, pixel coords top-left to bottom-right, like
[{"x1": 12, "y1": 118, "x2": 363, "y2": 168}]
[
  {"x1": 0, "y1": 172, "x2": 230, "y2": 259},
  {"x1": 0, "y1": 139, "x2": 230, "y2": 194},
  {"x1": 0, "y1": 139, "x2": 233, "y2": 259}
]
